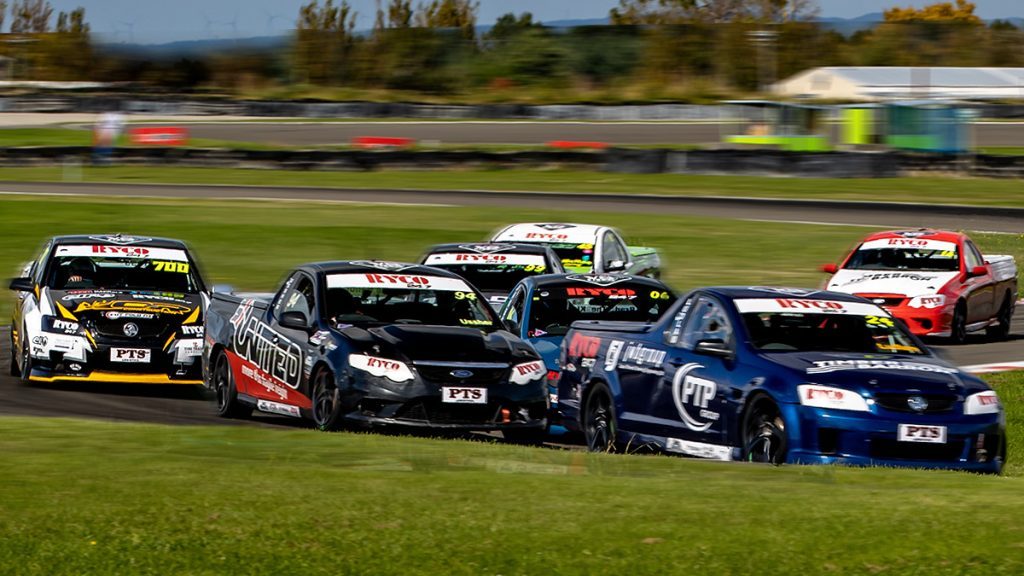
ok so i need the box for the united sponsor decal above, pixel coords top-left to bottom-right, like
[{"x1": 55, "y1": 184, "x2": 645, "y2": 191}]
[{"x1": 232, "y1": 304, "x2": 303, "y2": 389}]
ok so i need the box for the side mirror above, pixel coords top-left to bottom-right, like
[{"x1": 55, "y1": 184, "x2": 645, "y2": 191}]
[
  {"x1": 967, "y1": 265, "x2": 987, "y2": 278},
  {"x1": 8, "y1": 277, "x2": 33, "y2": 292},
  {"x1": 605, "y1": 260, "x2": 627, "y2": 272},
  {"x1": 504, "y1": 319, "x2": 520, "y2": 334},
  {"x1": 820, "y1": 263, "x2": 838, "y2": 274},
  {"x1": 695, "y1": 339, "x2": 733, "y2": 359},
  {"x1": 212, "y1": 284, "x2": 235, "y2": 294},
  {"x1": 280, "y1": 310, "x2": 311, "y2": 331}
]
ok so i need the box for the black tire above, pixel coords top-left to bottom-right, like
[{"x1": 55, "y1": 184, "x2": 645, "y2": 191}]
[
  {"x1": 742, "y1": 398, "x2": 787, "y2": 465},
  {"x1": 311, "y1": 368, "x2": 345, "y2": 431},
  {"x1": 8, "y1": 333, "x2": 18, "y2": 377},
  {"x1": 582, "y1": 383, "x2": 617, "y2": 453},
  {"x1": 18, "y1": 333, "x2": 32, "y2": 382},
  {"x1": 949, "y1": 301, "x2": 968, "y2": 344},
  {"x1": 503, "y1": 427, "x2": 547, "y2": 446},
  {"x1": 986, "y1": 295, "x2": 1013, "y2": 340},
  {"x1": 213, "y1": 351, "x2": 251, "y2": 419}
]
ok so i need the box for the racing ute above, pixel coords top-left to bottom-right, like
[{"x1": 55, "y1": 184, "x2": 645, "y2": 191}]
[
  {"x1": 419, "y1": 242, "x2": 564, "y2": 309},
  {"x1": 9, "y1": 234, "x2": 207, "y2": 384},
  {"x1": 822, "y1": 229, "x2": 1017, "y2": 342},
  {"x1": 490, "y1": 223, "x2": 661, "y2": 277},
  {"x1": 203, "y1": 261, "x2": 548, "y2": 441},
  {"x1": 558, "y1": 287, "x2": 1005, "y2": 473}
]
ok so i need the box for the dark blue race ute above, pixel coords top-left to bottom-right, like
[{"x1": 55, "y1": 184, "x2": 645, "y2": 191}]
[{"x1": 557, "y1": 287, "x2": 1006, "y2": 473}]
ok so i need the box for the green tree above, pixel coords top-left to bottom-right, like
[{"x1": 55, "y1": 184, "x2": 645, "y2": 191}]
[
  {"x1": 295, "y1": 0, "x2": 358, "y2": 85},
  {"x1": 415, "y1": 0, "x2": 478, "y2": 41},
  {"x1": 10, "y1": 0, "x2": 52, "y2": 33},
  {"x1": 883, "y1": 0, "x2": 981, "y2": 24}
]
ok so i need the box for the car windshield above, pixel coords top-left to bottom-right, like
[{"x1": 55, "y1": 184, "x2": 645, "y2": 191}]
[
  {"x1": 47, "y1": 246, "x2": 200, "y2": 292},
  {"x1": 423, "y1": 252, "x2": 551, "y2": 292},
  {"x1": 325, "y1": 273, "x2": 498, "y2": 331},
  {"x1": 845, "y1": 240, "x2": 959, "y2": 272},
  {"x1": 543, "y1": 242, "x2": 596, "y2": 271},
  {"x1": 737, "y1": 299, "x2": 925, "y2": 355},
  {"x1": 526, "y1": 283, "x2": 674, "y2": 337}
]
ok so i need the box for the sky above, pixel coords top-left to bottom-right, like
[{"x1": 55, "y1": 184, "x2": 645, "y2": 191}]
[{"x1": 39, "y1": 0, "x2": 1024, "y2": 44}]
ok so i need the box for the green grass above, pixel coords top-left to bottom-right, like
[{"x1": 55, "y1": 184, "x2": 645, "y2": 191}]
[
  {"x1": 2, "y1": 194, "x2": 1021, "y2": 320},
  {"x1": 0, "y1": 371, "x2": 1022, "y2": 575},
  {"x1": 2, "y1": 166, "x2": 1024, "y2": 208},
  {"x1": 0, "y1": 127, "x2": 291, "y2": 151}
]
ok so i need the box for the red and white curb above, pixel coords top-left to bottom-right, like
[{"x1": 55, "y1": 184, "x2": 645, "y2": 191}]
[{"x1": 961, "y1": 361, "x2": 1024, "y2": 374}]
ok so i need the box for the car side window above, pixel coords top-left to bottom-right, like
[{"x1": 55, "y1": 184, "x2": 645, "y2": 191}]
[
  {"x1": 680, "y1": 297, "x2": 733, "y2": 350},
  {"x1": 281, "y1": 275, "x2": 316, "y2": 320},
  {"x1": 602, "y1": 231, "x2": 627, "y2": 265},
  {"x1": 963, "y1": 241, "x2": 983, "y2": 270},
  {"x1": 33, "y1": 241, "x2": 52, "y2": 284},
  {"x1": 505, "y1": 288, "x2": 525, "y2": 331},
  {"x1": 665, "y1": 296, "x2": 695, "y2": 346}
]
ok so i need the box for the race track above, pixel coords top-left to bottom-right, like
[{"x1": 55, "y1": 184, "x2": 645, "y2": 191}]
[
  {"x1": 0, "y1": 181, "x2": 1021, "y2": 427},
  {"x1": 143, "y1": 121, "x2": 1024, "y2": 147}
]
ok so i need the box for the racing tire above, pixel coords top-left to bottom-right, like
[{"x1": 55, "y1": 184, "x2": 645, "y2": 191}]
[
  {"x1": 742, "y1": 398, "x2": 787, "y2": 465},
  {"x1": 985, "y1": 295, "x2": 1013, "y2": 340},
  {"x1": 311, "y1": 368, "x2": 345, "y2": 432},
  {"x1": 17, "y1": 332, "x2": 32, "y2": 382},
  {"x1": 213, "y1": 351, "x2": 251, "y2": 419},
  {"x1": 949, "y1": 301, "x2": 968, "y2": 344},
  {"x1": 8, "y1": 333, "x2": 18, "y2": 377},
  {"x1": 582, "y1": 383, "x2": 617, "y2": 453},
  {"x1": 503, "y1": 427, "x2": 547, "y2": 446}
]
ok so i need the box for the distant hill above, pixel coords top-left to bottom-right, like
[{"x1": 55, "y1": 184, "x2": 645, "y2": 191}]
[{"x1": 98, "y1": 35, "x2": 289, "y2": 59}]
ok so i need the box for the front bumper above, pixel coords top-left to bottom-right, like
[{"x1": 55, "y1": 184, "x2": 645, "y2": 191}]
[
  {"x1": 27, "y1": 337, "x2": 204, "y2": 385},
  {"x1": 785, "y1": 403, "x2": 1005, "y2": 473},
  {"x1": 881, "y1": 303, "x2": 953, "y2": 337}
]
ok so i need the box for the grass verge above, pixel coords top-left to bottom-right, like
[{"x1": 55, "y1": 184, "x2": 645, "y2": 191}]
[
  {"x1": 0, "y1": 370, "x2": 1021, "y2": 575},
  {"x1": 2, "y1": 166, "x2": 1024, "y2": 207}
]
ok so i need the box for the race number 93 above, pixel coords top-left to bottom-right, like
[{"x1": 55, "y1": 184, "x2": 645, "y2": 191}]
[{"x1": 154, "y1": 261, "x2": 190, "y2": 273}]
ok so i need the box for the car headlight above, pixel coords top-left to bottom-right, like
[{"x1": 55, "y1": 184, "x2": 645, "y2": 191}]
[
  {"x1": 41, "y1": 315, "x2": 85, "y2": 336},
  {"x1": 797, "y1": 384, "x2": 870, "y2": 412},
  {"x1": 510, "y1": 360, "x2": 545, "y2": 385},
  {"x1": 964, "y1": 391, "x2": 1001, "y2": 415},
  {"x1": 907, "y1": 295, "x2": 946, "y2": 309},
  {"x1": 349, "y1": 354, "x2": 414, "y2": 383}
]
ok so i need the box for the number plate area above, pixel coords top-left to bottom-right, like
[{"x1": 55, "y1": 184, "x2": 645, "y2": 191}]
[
  {"x1": 110, "y1": 348, "x2": 151, "y2": 363},
  {"x1": 441, "y1": 386, "x2": 488, "y2": 404},
  {"x1": 897, "y1": 424, "x2": 947, "y2": 444}
]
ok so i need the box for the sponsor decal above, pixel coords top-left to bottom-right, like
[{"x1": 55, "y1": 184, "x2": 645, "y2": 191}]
[
  {"x1": 178, "y1": 339, "x2": 203, "y2": 357},
  {"x1": 897, "y1": 424, "x2": 947, "y2": 444},
  {"x1": 241, "y1": 364, "x2": 290, "y2": 400},
  {"x1": 53, "y1": 319, "x2": 80, "y2": 334},
  {"x1": 129, "y1": 292, "x2": 188, "y2": 303},
  {"x1": 122, "y1": 322, "x2": 139, "y2": 337},
  {"x1": 231, "y1": 303, "x2": 303, "y2": 389},
  {"x1": 671, "y1": 363, "x2": 720, "y2": 432},
  {"x1": 106, "y1": 312, "x2": 156, "y2": 320},
  {"x1": 566, "y1": 286, "x2": 636, "y2": 298},
  {"x1": 442, "y1": 386, "x2": 488, "y2": 404},
  {"x1": 309, "y1": 330, "x2": 331, "y2": 346},
  {"x1": 181, "y1": 325, "x2": 204, "y2": 337},
  {"x1": 748, "y1": 287, "x2": 822, "y2": 297},
  {"x1": 62, "y1": 292, "x2": 116, "y2": 301},
  {"x1": 621, "y1": 343, "x2": 666, "y2": 367},
  {"x1": 526, "y1": 232, "x2": 570, "y2": 240},
  {"x1": 257, "y1": 399, "x2": 302, "y2": 418},
  {"x1": 861, "y1": 238, "x2": 957, "y2": 252},
  {"x1": 459, "y1": 319, "x2": 493, "y2": 326},
  {"x1": 326, "y1": 273, "x2": 472, "y2": 293},
  {"x1": 32, "y1": 335, "x2": 48, "y2": 346},
  {"x1": 68, "y1": 363, "x2": 82, "y2": 372},
  {"x1": 735, "y1": 298, "x2": 889, "y2": 317},
  {"x1": 55, "y1": 245, "x2": 189, "y2": 261},
  {"x1": 567, "y1": 333, "x2": 602, "y2": 358},
  {"x1": 564, "y1": 274, "x2": 626, "y2": 287},
  {"x1": 604, "y1": 340, "x2": 624, "y2": 371},
  {"x1": 363, "y1": 272, "x2": 433, "y2": 288},
  {"x1": 665, "y1": 437, "x2": 732, "y2": 461},
  {"x1": 349, "y1": 354, "x2": 414, "y2": 382},
  {"x1": 88, "y1": 235, "x2": 153, "y2": 245},
  {"x1": 457, "y1": 244, "x2": 514, "y2": 253},
  {"x1": 534, "y1": 224, "x2": 577, "y2": 231},
  {"x1": 835, "y1": 272, "x2": 939, "y2": 287},
  {"x1": 510, "y1": 361, "x2": 545, "y2": 384},
  {"x1": 426, "y1": 253, "x2": 548, "y2": 267},
  {"x1": 807, "y1": 360, "x2": 959, "y2": 375},
  {"x1": 75, "y1": 300, "x2": 193, "y2": 316},
  {"x1": 111, "y1": 348, "x2": 150, "y2": 363},
  {"x1": 348, "y1": 260, "x2": 417, "y2": 272}
]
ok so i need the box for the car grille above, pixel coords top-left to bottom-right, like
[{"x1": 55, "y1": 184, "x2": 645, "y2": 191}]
[
  {"x1": 856, "y1": 294, "x2": 906, "y2": 307},
  {"x1": 869, "y1": 438, "x2": 963, "y2": 462},
  {"x1": 89, "y1": 318, "x2": 170, "y2": 341},
  {"x1": 412, "y1": 362, "x2": 509, "y2": 386},
  {"x1": 874, "y1": 393, "x2": 957, "y2": 414}
]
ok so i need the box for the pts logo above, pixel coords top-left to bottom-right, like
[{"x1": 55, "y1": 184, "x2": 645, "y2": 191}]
[{"x1": 671, "y1": 363, "x2": 720, "y2": 432}]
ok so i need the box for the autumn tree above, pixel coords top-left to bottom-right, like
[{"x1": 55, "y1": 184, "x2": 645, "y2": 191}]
[
  {"x1": 883, "y1": 0, "x2": 981, "y2": 24},
  {"x1": 10, "y1": 0, "x2": 52, "y2": 33}
]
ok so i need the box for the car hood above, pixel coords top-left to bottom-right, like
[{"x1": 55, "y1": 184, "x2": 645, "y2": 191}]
[
  {"x1": 766, "y1": 351, "x2": 986, "y2": 395},
  {"x1": 826, "y1": 269, "x2": 958, "y2": 298},
  {"x1": 344, "y1": 324, "x2": 537, "y2": 364},
  {"x1": 51, "y1": 288, "x2": 201, "y2": 325}
]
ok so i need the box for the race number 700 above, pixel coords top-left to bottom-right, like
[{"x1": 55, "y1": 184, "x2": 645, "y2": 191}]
[{"x1": 154, "y1": 261, "x2": 190, "y2": 273}]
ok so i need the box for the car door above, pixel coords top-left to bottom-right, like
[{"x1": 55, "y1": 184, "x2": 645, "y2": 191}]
[
  {"x1": 249, "y1": 272, "x2": 311, "y2": 402},
  {"x1": 962, "y1": 240, "x2": 994, "y2": 323},
  {"x1": 654, "y1": 294, "x2": 735, "y2": 447}
]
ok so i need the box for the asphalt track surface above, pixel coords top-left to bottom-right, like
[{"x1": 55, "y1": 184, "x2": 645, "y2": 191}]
[
  {"x1": 0, "y1": 181, "x2": 1021, "y2": 429},
  {"x1": 165, "y1": 121, "x2": 1024, "y2": 147}
]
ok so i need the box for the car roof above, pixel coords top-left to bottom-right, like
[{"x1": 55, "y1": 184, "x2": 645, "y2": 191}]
[
  {"x1": 525, "y1": 273, "x2": 669, "y2": 290},
  {"x1": 422, "y1": 242, "x2": 555, "y2": 256},
  {"x1": 50, "y1": 234, "x2": 190, "y2": 250},
  {"x1": 701, "y1": 286, "x2": 873, "y2": 304},
  {"x1": 302, "y1": 260, "x2": 466, "y2": 280},
  {"x1": 859, "y1": 229, "x2": 965, "y2": 245},
  {"x1": 491, "y1": 223, "x2": 604, "y2": 244}
]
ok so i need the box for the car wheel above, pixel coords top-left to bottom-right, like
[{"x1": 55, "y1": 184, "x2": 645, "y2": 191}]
[
  {"x1": 503, "y1": 427, "x2": 547, "y2": 446},
  {"x1": 985, "y1": 295, "x2": 1013, "y2": 340},
  {"x1": 214, "y1": 351, "x2": 251, "y2": 419},
  {"x1": 743, "y1": 398, "x2": 787, "y2": 465},
  {"x1": 18, "y1": 333, "x2": 32, "y2": 382},
  {"x1": 949, "y1": 301, "x2": 968, "y2": 344},
  {"x1": 311, "y1": 368, "x2": 344, "y2": 431},
  {"x1": 583, "y1": 383, "x2": 617, "y2": 453},
  {"x1": 8, "y1": 332, "x2": 19, "y2": 377}
]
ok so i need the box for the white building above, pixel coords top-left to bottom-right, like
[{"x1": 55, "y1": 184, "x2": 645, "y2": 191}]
[{"x1": 772, "y1": 67, "x2": 1024, "y2": 101}]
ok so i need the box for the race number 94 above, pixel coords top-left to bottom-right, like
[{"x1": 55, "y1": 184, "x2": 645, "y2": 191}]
[{"x1": 154, "y1": 261, "x2": 190, "y2": 273}]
